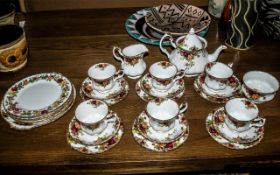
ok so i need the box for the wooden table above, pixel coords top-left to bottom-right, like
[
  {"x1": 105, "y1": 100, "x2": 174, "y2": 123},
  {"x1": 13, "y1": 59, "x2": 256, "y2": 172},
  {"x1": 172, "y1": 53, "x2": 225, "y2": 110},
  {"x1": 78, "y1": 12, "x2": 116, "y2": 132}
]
[{"x1": 0, "y1": 8, "x2": 280, "y2": 174}]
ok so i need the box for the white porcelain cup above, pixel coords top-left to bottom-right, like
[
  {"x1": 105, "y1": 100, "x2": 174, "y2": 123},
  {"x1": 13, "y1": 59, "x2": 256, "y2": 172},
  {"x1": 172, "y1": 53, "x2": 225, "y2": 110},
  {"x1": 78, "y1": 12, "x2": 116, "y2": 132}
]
[
  {"x1": 88, "y1": 63, "x2": 124, "y2": 93},
  {"x1": 224, "y1": 98, "x2": 266, "y2": 132},
  {"x1": 146, "y1": 98, "x2": 188, "y2": 132},
  {"x1": 75, "y1": 99, "x2": 112, "y2": 135},
  {"x1": 205, "y1": 62, "x2": 233, "y2": 91},
  {"x1": 243, "y1": 71, "x2": 279, "y2": 102},
  {"x1": 149, "y1": 61, "x2": 185, "y2": 91}
]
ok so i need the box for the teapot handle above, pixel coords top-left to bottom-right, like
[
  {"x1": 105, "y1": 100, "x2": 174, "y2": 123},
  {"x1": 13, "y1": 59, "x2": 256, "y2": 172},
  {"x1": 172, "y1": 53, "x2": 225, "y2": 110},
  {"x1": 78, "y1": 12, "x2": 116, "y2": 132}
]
[
  {"x1": 113, "y1": 47, "x2": 124, "y2": 63},
  {"x1": 198, "y1": 36, "x2": 208, "y2": 49},
  {"x1": 159, "y1": 33, "x2": 176, "y2": 59}
]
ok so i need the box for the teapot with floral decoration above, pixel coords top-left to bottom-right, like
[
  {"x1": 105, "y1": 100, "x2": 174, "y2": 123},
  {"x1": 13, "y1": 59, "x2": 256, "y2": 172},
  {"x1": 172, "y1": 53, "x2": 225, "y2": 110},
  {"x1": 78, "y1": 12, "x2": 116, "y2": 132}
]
[{"x1": 159, "y1": 28, "x2": 227, "y2": 77}]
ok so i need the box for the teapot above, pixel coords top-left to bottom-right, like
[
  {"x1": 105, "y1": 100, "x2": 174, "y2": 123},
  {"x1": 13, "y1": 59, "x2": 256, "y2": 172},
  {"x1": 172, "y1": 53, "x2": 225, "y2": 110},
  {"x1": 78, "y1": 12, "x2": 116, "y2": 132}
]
[
  {"x1": 159, "y1": 28, "x2": 227, "y2": 77},
  {"x1": 113, "y1": 44, "x2": 148, "y2": 79}
]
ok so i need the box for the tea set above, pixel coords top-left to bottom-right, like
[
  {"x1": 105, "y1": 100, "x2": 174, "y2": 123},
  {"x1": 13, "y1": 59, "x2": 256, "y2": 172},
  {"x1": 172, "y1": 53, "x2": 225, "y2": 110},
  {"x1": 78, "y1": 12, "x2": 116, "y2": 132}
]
[{"x1": 1, "y1": 3, "x2": 279, "y2": 154}]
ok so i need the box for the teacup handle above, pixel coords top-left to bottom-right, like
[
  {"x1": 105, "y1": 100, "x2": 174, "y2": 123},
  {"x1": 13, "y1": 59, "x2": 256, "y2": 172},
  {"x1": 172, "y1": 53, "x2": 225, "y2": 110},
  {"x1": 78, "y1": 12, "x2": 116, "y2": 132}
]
[
  {"x1": 227, "y1": 62, "x2": 234, "y2": 68},
  {"x1": 249, "y1": 117, "x2": 266, "y2": 128},
  {"x1": 113, "y1": 69, "x2": 124, "y2": 81},
  {"x1": 173, "y1": 70, "x2": 185, "y2": 82},
  {"x1": 159, "y1": 33, "x2": 176, "y2": 59},
  {"x1": 179, "y1": 102, "x2": 188, "y2": 114},
  {"x1": 113, "y1": 47, "x2": 124, "y2": 64}
]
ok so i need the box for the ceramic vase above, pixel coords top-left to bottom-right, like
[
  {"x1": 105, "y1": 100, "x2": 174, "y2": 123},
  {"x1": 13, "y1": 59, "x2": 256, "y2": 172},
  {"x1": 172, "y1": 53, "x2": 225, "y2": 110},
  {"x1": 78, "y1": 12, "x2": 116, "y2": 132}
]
[{"x1": 225, "y1": 0, "x2": 258, "y2": 50}]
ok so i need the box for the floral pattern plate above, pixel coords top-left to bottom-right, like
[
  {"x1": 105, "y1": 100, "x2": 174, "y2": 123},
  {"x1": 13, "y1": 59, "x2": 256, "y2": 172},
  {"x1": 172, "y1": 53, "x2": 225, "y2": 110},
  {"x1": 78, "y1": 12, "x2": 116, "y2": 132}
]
[
  {"x1": 137, "y1": 111, "x2": 188, "y2": 144},
  {"x1": 81, "y1": 77, "x2": 126, "y2": 100},
  {"x1": 80, "y1": 79, "x2": 129, "y2": 106},
  {"x1": 206, "y1": 110, "x2": 264, "y2": 150},
  {"x1": 132, "y1": 115, "x2": 189, "y2": 152},
  {"x1": 125, "y1": 8, "x2": 208, "y2": 46},
  {"x1": 1, "y1": 85, "x2": 76, "y2": 130},
  {"x1": 140, "y1": 73, "x2": 185, "y2": 98},
  {"x1": 241, "y1": 84, "x2": 274, "y2": 104},
  {"x1": 136, "y1": 80, "x2": 184, "y2": 102},
  {"x1": 69, "y1": 111, "x2": 121, "y2": 146},
  {"x1": 213, "y1": 107, "x2": 263, "y2": 144},
  {"x1": 67, "y1": 124, "x2": 124, "y2": 154},
  {"x1": 194, "y1": 74, "x2": 241, "y2": 103},
  {"x1": 3, "y1": 72, "x2": 72, "y2": 118}
]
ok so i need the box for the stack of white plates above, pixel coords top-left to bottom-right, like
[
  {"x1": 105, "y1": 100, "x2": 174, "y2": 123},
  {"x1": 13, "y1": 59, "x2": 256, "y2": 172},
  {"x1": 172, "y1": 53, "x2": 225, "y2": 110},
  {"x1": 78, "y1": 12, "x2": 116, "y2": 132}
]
[{"x1": 1, "y1": 72, "x2": 76, "y2": 130}]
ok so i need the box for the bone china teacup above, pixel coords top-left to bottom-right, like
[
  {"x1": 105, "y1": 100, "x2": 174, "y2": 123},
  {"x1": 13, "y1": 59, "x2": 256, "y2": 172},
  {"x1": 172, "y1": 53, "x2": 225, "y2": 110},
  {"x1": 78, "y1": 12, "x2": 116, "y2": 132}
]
[
  {"x1": 75, "y1": 99, "x2": 113, "y2": 135},
  {"x1": 146, "y1": 98, "x2": 188, "y2": 132},
  {"x1": 243, "y1": 71, "x2": 279, "y2": 103},
  {"x1": 224, "y1": 98, "x2": 266, "y2": 132},
  {"x1": 205, "y1": 62, "x2": 233, "y2": 91},
  {"x1": 88, "y1": 63, "x2": 124, "y2": 93},
  {"x1": 149, "y1": 61, "x2": 185, "y2": 91}
]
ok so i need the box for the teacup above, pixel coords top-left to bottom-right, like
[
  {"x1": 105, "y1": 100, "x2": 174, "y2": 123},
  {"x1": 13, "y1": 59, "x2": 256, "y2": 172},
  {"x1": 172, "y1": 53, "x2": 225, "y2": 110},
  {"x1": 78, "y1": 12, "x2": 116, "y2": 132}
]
[
  {"x1": 0, "y1": 2, "x2": 15, "y2": 26},
  {"x1": 0, "y1": 25, "x2": 28, "y2": 72},
  {"x1": 149, "y1": 61, "x2": 185, "y2": 91},
  {"x1": 146, "y1": 98, "x2": 188, "y2": 132},
  {"x1": 88, "y1": 63, "x2": 124, "y2": 93},
  {"x1": 243, "y1": 71, "x2": 279, "y2": 102},
  {"x1": 75, "y1": 99, "x2": 112, "y2": 135},
  {"x1": 205, "y1": 62, "x2": 233, "y2": 91},
  {"x1": 224, "y1": 98, "x2": 266, "y2": 132}
]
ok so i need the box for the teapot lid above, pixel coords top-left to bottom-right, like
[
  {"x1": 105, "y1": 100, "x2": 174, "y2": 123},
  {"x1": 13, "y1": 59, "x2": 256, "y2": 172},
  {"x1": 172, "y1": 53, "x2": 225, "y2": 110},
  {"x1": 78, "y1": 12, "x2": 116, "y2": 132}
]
[{"x1": 177, "y1": 28, "x2": 204, "y2": 51}]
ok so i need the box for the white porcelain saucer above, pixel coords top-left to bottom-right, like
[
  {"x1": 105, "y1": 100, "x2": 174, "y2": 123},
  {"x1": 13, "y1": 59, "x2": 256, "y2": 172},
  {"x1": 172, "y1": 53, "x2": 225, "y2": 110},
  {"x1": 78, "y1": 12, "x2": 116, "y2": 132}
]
[
  {"x1": 80, "y1": 79, "x2": 129, "y2": 106},
  {"x1": 140, "y1": 73, "x2": 185, "y2": 98},
  {"x1": 67, "y1": 123, "x2": 124, "y2": 154},
  {"x1": 136, "y1": 80, "x2": 184, "y2": 102},
  {"x1": 1, "y1": 85, "x2": 76, "y2": 130},
  {"x1": 68, "y1": 111, "x2": 121, "y2": 146},
  {"x1": 241, "y1": 84, "x2": 274, "y2": 104},
  {"x1": 213, "y1": 107, "x2": 263, "y2": 144},
  {"x1": 194, "y1": 74, "x2": 242, "y2": 103},
  {"x1": 137, "y1": 111, "x2": 188, "y2": 143},
  {"x1": 132, "y1": 113, "x2": 189, "y2": 152},
  {"x1": 206, "y1": 110, "x2": 264, "y2": 150}
]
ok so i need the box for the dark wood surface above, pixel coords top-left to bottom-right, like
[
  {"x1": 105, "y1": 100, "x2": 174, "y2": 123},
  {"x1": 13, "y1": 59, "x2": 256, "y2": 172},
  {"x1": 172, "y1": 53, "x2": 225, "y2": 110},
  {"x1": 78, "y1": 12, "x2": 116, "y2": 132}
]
[{"x1": 0, "y1": 8, "x2": 280, "y2": 174}]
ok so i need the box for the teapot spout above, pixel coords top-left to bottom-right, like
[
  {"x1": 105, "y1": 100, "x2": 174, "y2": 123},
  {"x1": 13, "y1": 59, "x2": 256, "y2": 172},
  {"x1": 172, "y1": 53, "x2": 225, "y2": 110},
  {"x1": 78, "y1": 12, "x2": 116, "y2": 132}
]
[{"x1": 208, "y1": 45, "x2": 227, "y2": 62}]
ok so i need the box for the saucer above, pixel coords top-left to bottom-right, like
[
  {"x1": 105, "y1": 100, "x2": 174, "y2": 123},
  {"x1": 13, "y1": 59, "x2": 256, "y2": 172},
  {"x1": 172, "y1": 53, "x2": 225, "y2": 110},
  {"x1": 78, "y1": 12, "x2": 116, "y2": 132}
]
[
  {"x1": 132, "y1": 115, "x2": 189, "y2": 152},
  {"x1": 136, "y1": 80, "x2": 184, "y2": 102},
  {"x1": 242, "y1": 84, "x2": 274, "y2": 104},
  {"x1": 82, "y1": 77, "x2": 126, "y2": 100},
  {"x1": 213, "y1": 107, "x2": 263, "y2": 144},
  {"x1": 206, "y1": 110, "x2": 264, "y2": 150},
  {"x1": 80, "y1": 79, "x2": 129, "y2": 106},
  {"x1": 140, "y1": 73, "x2": 185, "y2": 98},
  {"x1": 67, "y1": 123, "x2": 124, "y2": 154},
  {"x1": 194, "y1": 74, "x2": 242, "y2": 103},
  {"x1": 68, "y1": 111, "x2": 121, "y2": 146},
  {"x1": 137, "y1": 111, "x2": 188, "y2": 143},
  {"x1": 1, "y1": 85, "x2": 76, "y2": 130}
]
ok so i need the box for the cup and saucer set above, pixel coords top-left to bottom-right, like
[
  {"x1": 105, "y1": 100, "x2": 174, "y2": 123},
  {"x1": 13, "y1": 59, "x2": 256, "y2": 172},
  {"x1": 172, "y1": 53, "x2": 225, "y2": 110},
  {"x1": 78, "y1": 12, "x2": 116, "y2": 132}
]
[
  {"x1": 135, "y1": 61, "x2": 185, "y2": 101},
  {"x1": 194, "y1": 62, "x2": 242, "y2": 103},
  {"x1": 206, "y1": 98, "x2": 265, "y2": 149},
  {"x1": 79, "y1": 63, "x2": 129, "y2": 106},
  {"x1": 132, "y1": 98, "x2": 190, "y2": 152},
  {"x1": 67, "y1": 99, "x2": 124, "y2": 154}
]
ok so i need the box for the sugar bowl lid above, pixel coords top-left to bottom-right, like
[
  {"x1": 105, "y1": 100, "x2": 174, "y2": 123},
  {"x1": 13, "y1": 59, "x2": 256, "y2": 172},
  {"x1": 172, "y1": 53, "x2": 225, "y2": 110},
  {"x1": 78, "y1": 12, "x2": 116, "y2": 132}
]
[{"x1": 177, "y1": 28, "x2": 204, "y2": 51}]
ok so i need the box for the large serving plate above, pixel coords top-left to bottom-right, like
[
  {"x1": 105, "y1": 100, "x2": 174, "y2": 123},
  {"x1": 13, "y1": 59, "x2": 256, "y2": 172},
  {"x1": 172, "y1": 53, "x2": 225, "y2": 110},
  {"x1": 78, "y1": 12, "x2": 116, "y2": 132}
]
[
  {"x1": 145, "y1": 4, "x2": 211, "y2": 36},
  {"x1": 3, "y1": 72, "x2": 72, "y2": 118}
]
